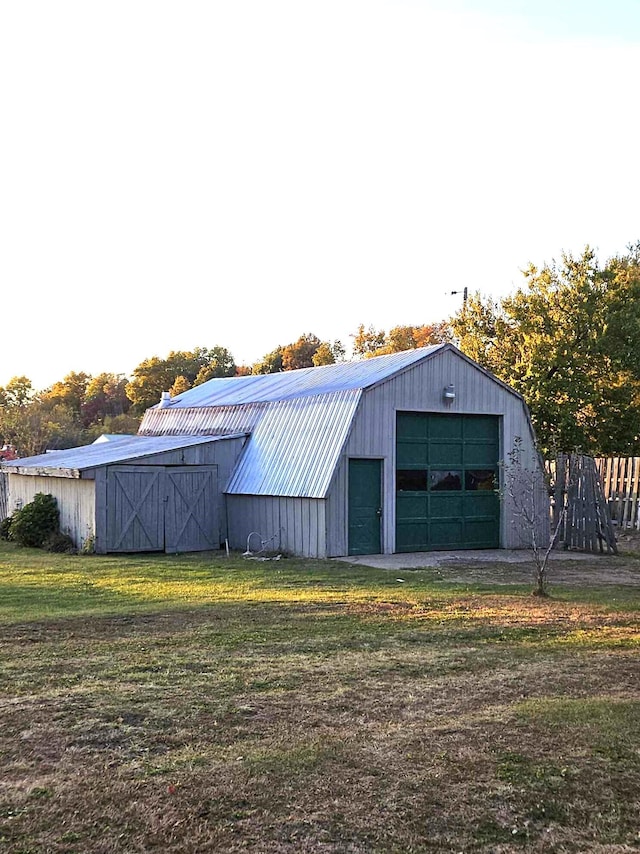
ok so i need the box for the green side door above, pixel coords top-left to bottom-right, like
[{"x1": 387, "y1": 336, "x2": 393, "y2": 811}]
[
  {"x1": 348, "y1": 459, "x2": 382, "y2": 556},
  {"x1": 396, "y1": 413, "x2": 500, "y2": 552}
]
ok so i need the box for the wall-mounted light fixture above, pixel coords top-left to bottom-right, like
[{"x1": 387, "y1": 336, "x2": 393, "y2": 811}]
[{"x1": 443, "y1": 384, "x2": 456, "y2": 403}]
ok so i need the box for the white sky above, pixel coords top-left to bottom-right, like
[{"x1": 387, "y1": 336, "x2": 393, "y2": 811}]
[{"x1": 2, "y1": 0, "x2": 639, "y2": 389}]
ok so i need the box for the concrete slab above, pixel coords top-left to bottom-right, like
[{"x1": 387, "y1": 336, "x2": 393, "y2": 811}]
[{"x1": 334, "y1": 548, "x2": 601, "y2": 569}]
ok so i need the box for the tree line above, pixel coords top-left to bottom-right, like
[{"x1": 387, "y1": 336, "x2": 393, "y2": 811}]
[{"x1": 2, "y1": 243, "x2": 640, "y2": 458}]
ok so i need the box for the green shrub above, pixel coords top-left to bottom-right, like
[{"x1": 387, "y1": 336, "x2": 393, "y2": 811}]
[
  {"x1": 10, "y1": 494, "x2": 60, "y2": 548},
  {"x1": 0, "y1": 515, "x2": 14, "y2": 541},
  {"x1": 44, "y1": 531, "x2": 77, "y2": 554}
]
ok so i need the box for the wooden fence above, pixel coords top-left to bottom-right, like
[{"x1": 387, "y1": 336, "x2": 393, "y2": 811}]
[
  {"x1": 551, "y1": 455, "x2": 617, "y2": 554},
  {"x1": 594, "y1": 457, "x2": 640, "y2": 530}
]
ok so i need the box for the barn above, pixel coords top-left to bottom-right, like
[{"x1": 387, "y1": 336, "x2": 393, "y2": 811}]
[{"x1": 1, "y1": 344, "x2": 548, "y2": 557}]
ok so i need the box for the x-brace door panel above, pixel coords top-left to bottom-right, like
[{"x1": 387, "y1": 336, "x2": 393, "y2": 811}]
[
  {"x1": 106, "y1": 466, "x2": 165, "y2": 552},
  {"x1": 165, "y1": 466, "x2": 218, "y2": 553}
]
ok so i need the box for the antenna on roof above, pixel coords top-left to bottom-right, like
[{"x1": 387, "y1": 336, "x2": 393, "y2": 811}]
[{"x1": 447, "y1": 287, "x2": 468, "y2": 304}]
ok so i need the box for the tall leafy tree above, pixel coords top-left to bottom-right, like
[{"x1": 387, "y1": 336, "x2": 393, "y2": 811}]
[
  {"x1": 81, "y1": 373, "x2": 131, "y2": 426},
  {"x1": 170, "y1": 375, "x2": 191, "y2": 397},
  {"x1": 0, "y1": 400, "x2": 85, "y2": 456},
  {"x1": 450, "y1": 245, "x2": 640, "y2": 455},
  {"x1": 126, "y1": 346, "x2": 236, "y2": 412},
  {"x1": 312, "y1": 340, "x2": 346, "y2": 366},
  {"x1": 281, "y1": 333, "x2": 322, "y2": 370},
  {"x1": 0, "y1": 376, "x2": 34, "y2": 407},
  {"x1": 253, "y1": 336, "x2": 344, "y2": 373},
  {"x1": 252, "y1": 346, "x2": 284, "y2": 375},
  {"x1": 126, "y1": 356, "x2": 178, "y2": 413},
  {"x1": 351, "y1": 324, "x2": 387, "y2": 357},
  {"x1": 42, "y1": 371, "x2": 91, "y2": 416},
  {"x1": 193, "y1": 347, "x2": 236, "y2": 385},
  {"x1": 351, "y1": 323, "x2": 451, "y2": 358}
]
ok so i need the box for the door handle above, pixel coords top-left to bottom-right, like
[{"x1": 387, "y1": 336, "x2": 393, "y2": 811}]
[{"x1": 376, "y1": 508, "x2": 382, "y2": 517}]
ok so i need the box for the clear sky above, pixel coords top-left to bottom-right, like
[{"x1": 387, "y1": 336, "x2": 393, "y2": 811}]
[{"x1": 1, "y1": 0, "x2": 639, "y2": 390}]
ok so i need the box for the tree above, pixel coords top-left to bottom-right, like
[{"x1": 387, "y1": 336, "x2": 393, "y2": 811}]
[
  {"x1": 126, "y1": 346, "x2": 237, "y2": 413},
  {"x1": 252, "y1": 346, "x2": 284, "y2": 375},
  {"x1": 81, "y1": 373, "x2": 130, "y2": 427},
  {"x1": 414, "y1": 322, "x2": 452, "y2": 347},
  {"x1": 449, "y1": 292, "x2": 503, "y2": 368},
  {"x1": 312, "y1": 340, "x2": 346, "y2": 366},
  {"x1": 126, "y1": 356, "x2": 177, "y2": 413},
  {"x1": 351, "y1": 323, "x2": 450, "y2": 358},
  {"x1": 501, "y1": 437, "x2": 557, "y2": 597},
  {"x1": 0, "y1": 376, "x2": 34, "y2": 407},
  {"x1": 42, "y1": 371, "x2": 91, "y2": 416},
  {"x1": 193, "y1": 347, "x2": 236, "y2": 385},
  {"x1": 450, "y1": 245, "x2": 640, "y2": 456},
  {"x1": 282, "y1": 333, "x2": 322, "y2": 371},
  {"x1": 351, "y1": 324, "x2": 387, "y2": 357},
  {"x1": 0, "y1": 400, "x2": 85, "y2": 456},
  {"x1": 170, "y1": 375, "x2": 191, "y2": 397}
]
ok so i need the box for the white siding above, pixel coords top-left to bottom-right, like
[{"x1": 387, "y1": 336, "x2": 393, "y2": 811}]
[
  {"x1": 7, "y1": 474, "x2": 96, "y2": 549},
  {"x1": 326, "y1": 348, "x2": 547, "y2": 554},
  {"x1": 227, "y1": 495, "x2": 327, "y2": 558}
]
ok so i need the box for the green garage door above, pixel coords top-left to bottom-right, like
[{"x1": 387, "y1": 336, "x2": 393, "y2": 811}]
[{"x1": 396, "y1": 413, "x2": 500, "y2": 552}]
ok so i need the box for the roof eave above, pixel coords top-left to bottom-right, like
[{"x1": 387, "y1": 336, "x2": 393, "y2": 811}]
[
  {"x1": 1, "y1": 465, "x2": 80, "y2": 478},
  {"x1": 362, "y1": 343, "x2": 447, "y2": 392}
]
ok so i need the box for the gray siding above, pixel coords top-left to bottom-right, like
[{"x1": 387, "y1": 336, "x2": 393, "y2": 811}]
[
  {"x1": 227, "y1": 495, "x2": 326, "y2": 558},
  {"x1": 90, "y1": 436, "x2": 245, "y2": 543},
  {"x1": 6, "y1": 437, "x2": 246, "y2": 552},
  {"x1": 7, "y1": 474, "x2": 96, "y2": 549},
  {"x1": 326, "y1": 348, "x2": 546, "y2": 555}
]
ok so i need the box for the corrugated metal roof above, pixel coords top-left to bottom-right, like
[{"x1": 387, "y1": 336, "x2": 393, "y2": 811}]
[
  {"x1": 162, "y1": 345, "x2": 445, "y2": 409},
  {"x1": 139, "y1": 403, "x2": 268, "y2": 437},
  {"x1": 136, "y1": 347, "x2": 448, "y2": 499},
  {"x1": 225, "y1": 390, "x2": 362, "y2": 498},
  {"x1": 1, "y1": 434, "x2": 246, "y2": 476}
]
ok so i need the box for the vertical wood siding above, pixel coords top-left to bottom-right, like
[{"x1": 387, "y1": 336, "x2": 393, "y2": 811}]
[
  {"x1": 7, "y1": 438, "x2": 246, "y2": 554},
  {"x1": 90, "y1": 437, "x2": 244, "y2": 542},
  {"x1": 326, "y1": 349, "x2": 546, "y2": 554},
  {"x1": 7, "y1": 474, "x2": 96, "y2": 549},
  {"x1": 0, "y1": 472, "x2": 7, "y2": 522},
  {"x1": 106, "y1": 466, "x2": 164, "y2": 552},
  {"x1": 226, "y1": 495, "x2": 326, "y2": 558},
  {"x1": 165, "y1": 467, "x2": 219, "y2": 552}
]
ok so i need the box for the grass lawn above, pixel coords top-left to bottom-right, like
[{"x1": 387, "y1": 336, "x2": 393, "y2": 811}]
[{"x1": 0, "y1": 542, "x2": 639, "y2": 853}]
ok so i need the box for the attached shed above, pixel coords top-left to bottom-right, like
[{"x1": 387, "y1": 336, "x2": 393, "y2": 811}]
[
  {"x1": 1, "y1": 433, "x2": 247, "y2": 553},
  {"x1": 137, "y1": 344, "x2": 548, "y2": 557}
]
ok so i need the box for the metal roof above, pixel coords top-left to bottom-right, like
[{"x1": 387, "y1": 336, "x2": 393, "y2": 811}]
[
  {"x1": 161, "y1": 345, "x2": 445, "y2": 409},
  {"x1": 139, "y1": 403, "x2": 268, "y2": 437},
  {"x1": 1, "y1": 434, "x2": 246, "y2": 478},
  {"x1": 225, "y1": 390, "x2": 362, "y2": 498}
]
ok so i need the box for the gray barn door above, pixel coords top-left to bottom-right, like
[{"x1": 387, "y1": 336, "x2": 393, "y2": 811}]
[
  {"x1": 106, "y1": 466, "x2": 165, "y2": 552},
  {"x1": 165, "y1": 466, "x2": 218, "y2": 553}
]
